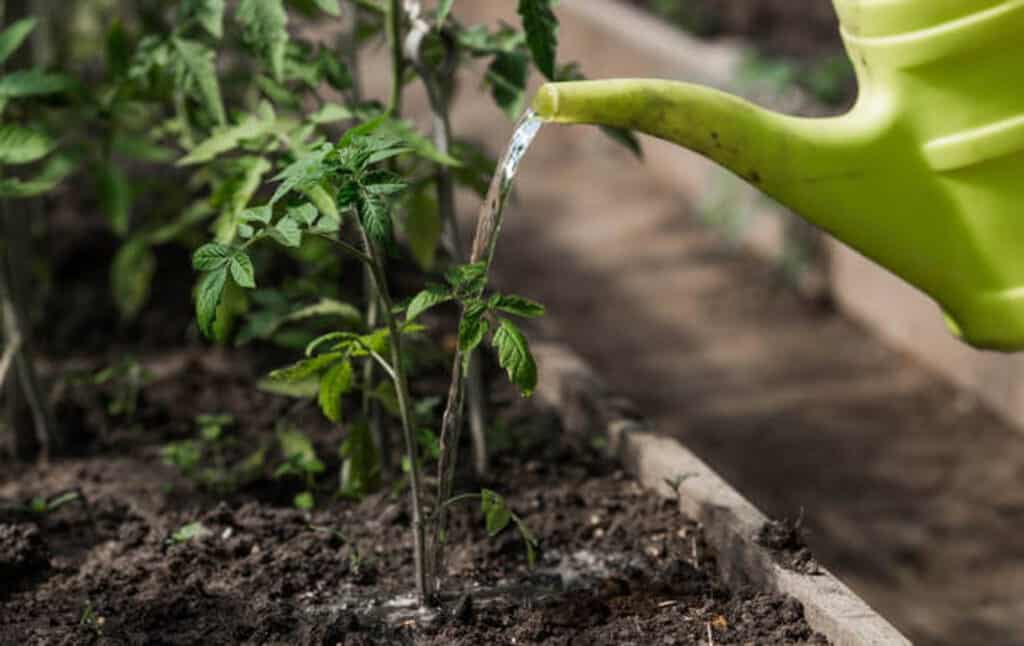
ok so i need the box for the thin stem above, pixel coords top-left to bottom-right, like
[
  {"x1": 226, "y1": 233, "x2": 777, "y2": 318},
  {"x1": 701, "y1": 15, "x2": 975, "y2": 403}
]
[
  {"x1": 386, "y1": 0, "x2": 404, "y2": 117},
  {"x1": 359, "y1": 226, "x2": 432, "y2": 606},
  {"x1": 350, "y1": 0, "x2": 386, "y2": 13}
]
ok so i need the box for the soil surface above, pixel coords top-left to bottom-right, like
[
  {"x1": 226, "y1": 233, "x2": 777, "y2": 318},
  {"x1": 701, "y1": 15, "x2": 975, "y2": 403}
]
[{"x1": 0, "y1": 354, "x2": 827, "y2": 644}]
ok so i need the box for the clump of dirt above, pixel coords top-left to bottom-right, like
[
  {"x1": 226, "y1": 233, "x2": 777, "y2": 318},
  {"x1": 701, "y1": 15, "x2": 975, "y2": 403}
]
[{"x1": 757, "y1": 516, "x2": 821, "y2": 576}]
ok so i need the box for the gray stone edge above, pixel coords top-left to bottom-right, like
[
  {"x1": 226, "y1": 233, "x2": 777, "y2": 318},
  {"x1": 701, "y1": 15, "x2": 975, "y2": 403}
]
[{"x1": 532, "y1": 342, "x2": 912, "y2": 646}]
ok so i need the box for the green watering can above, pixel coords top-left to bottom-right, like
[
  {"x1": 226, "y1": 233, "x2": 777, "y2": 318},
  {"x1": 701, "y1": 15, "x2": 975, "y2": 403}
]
[{"x1": 533, "y1": 0, "x2": 1024, "y2": 351}]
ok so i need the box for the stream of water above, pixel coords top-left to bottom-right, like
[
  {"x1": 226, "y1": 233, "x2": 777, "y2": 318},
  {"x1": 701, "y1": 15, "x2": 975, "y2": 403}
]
[{"x1": 468, "y1": 109, "x2": 544, "y2": 264}]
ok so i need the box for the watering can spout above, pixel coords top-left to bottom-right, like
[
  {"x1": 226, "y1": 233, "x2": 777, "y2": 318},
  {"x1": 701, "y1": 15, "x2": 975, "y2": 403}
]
[
  {"x1": 531, "y1": 80, "x2": 867, "y2": 221},
  {"x1": 531, "y1": 73, "x2": 1024, "y2": 351}
]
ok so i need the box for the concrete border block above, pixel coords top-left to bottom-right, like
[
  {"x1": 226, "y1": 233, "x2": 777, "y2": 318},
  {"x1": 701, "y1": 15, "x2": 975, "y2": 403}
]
[{"x1": 533, "y1": 342, "x2": 912, "y2": 646}]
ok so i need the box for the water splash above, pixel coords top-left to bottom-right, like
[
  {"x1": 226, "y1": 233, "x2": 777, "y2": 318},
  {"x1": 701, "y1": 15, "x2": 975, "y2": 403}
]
[{"x1": 469, "y1": 109, "x2": 544, "y2": 263}]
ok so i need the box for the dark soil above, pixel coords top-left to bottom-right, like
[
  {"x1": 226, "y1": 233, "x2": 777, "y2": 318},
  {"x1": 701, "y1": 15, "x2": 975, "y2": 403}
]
[
  {"x1": 1, "y1": 354, "x2": 828, "y2": 645},
  {"x1": 757, "y1": 518, "x2": 820, "y2": 576}
]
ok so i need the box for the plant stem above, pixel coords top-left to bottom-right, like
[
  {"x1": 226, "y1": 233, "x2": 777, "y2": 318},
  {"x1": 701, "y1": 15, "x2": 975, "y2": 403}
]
[
  {"x1": 358, "y1": 227, "x2": 432, "y2": 606},
  {"x1": 406, "y1": 12, "x2": 492, "y2": 483},
  {"x1": 433, "y1": 110, "x2": 540, "y2": 586},
  {"x1": 386, "y1": 0, "x2": 405, "y2": 118}
]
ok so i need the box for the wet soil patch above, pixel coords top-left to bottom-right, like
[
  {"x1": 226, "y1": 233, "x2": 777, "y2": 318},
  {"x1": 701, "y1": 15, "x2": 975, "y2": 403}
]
[{"x1": 757, "y1": 517, "x2": 821, "y2": 576}]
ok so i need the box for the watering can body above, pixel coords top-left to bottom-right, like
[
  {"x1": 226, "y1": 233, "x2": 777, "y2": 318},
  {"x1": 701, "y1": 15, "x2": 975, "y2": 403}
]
[{"x1": 534, "y1": 0, "x2": 1024, "y2": 351}]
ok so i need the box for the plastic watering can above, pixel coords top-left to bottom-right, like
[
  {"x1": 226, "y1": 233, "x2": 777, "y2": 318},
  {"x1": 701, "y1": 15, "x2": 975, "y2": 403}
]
[{"x1": 532, "y1": 0, "x2": 1024, "y2": 351}]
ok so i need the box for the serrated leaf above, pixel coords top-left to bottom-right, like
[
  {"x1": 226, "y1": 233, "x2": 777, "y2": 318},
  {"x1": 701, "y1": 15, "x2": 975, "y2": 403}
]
[
  {"x1": 192, "y1": 243, "x2": 233, "y2": 271},
  {"x1": 270, "y1": 214, "x2": 302, "y2": 247},
  {"x1": 229, "y1": 252, "x2": 256, "y2": 288},
  {"x1": 445, "y1": 262, "x2": 487, "y2": 296},
  {"x1": 490, "y1": 294, "x2": 545, "y2": 319},
  {"x1": 172, "y1": 37, "x2": 226, "y2": 125},
  {"x1": 491, "y1": 318, "x2": 537, "y2": 396},
  {"x1": 111, "y1": 238, "x2": 156, "y2": 320},
  {"x1": 288, "y1": 202, "x2": 318, "y2": 226},
  {"x1": 237, "y1": 0, "x2": 289, "y2": 82},
  {"x1": 269, "y1": 352, "x2": 343, "y2": 382},
  {"x1": 481, "y1": 489, "x2": 511, "y2": 537},
  {"x1": 0, "y1": 68, "x2": 74, "y2": 98},
  {"x1": 318, "y1": 360, "x2": 353, "y2": 423},
  {"x1": 518, "y1": 0, "x2": 559, "y2": 80},
  {"x1": 241, "y1": 205, "x2": 272, "y2": 224},
  {"x1": 196, "y1": 267, "x2": 228, "y2": 338},
  {"x1": 0, "y1": 18, "x2": 35, "y2": 65},
  {"x1": 178, "y1": 114, "x2": 273, "y2": 165},
  {"x1": 407, "y1": 285, "x2": 453, "y2": 323},
  {"x1": 360, "y1": 195, "x2": 392, "y2": 246},
  {"x1": 270, "y1": 143, "x2": 330, "y2": 204},
  {"x1": 302, "y1": 184, "x2": 340, "y2": 225},
  {"x1": 459, "y1": 301, "x2": 490, "y2": 357},
  {"x1": 378, "y1": 119, "x2": 462, "y2": 167},
  {"x1": 181, "y1": 0, "x2": 225, "y2": 38},
  {"x1": 0, "y1": 124, "x2": 53, "y2": 164}
]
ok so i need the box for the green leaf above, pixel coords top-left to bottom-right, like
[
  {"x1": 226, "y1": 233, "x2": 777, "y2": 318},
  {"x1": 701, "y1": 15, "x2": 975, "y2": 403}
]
[
  {"x1": 288, "y1": 202, "x2": 319, "y2": 226},
  {"x1": 407, "y1": 284, "x2": 453, "y2": 323},
  {"x1": 310, "y1": 102, "x2": 353, "y2": 124},
  {"x1": 458, "y1": 301, "x2": 490, "y2": 356},
  {"x1": 270, "y1": 214, "x2": 302, "y2": 247},
  {"x1": 481, "y1": 489, "x2": 511, "y2": 537},
  {"x1": 378, "y1": 119, "x2": 462, "y2": 167},
  {"x1": 270, "y1": 143, "x2": 330, "y2": 205},
  {"x1": 312, "y1": 0, "x2": 341, "y2": 15},
  {"x1": 340, "y1": 421, "x2": 379, "y2": 498},
  {"x1": 236, "y1": 0, "x2": 289, "y2": 82},
  {"x1": 0, "y1": 124, "x2": 53, "y2": 164},
  {"x1": 241, "y1": 205, "x2": 273, "y2": 224},
  {"x1": 436, "y1": 0, "x2": 455, "y2": 26},
  {"x1": 172, "y1": 521, "x2": 211, "y2": 543},
  {"x1": 0, "y1": 68, "x2": 74, "y2": 98},
  {"x1": 0, "y1": 155, "x2": 74, "y2": 197},
  {"x1": 491, "y1": 318, "x2": 537, "y2": 396},
  {"x1": 518, "y1": 0, "x2": 559, "y2": 80},
  {"x1": 360, "y1": 195, "x2": 392, "y2": 246},
  {"x1": 278, "y1": 428, "x2": 324, "y2": 472},
  {"x1": 490, "y1": 294, "x2": 545, "y2": 319},
  {"x1": 192, "y1": 243, "x2": 233, "y2": 271},
  {"x1": 111, "y1": 238, "x2": 156, "y2": 320},
  {"x1": 269, "y1": 352, "x2": 343, "y2": 382},
  {"x1": 98, "y1": 163, "x2": 132, "y2": 235},
  {"x1": 405, "y1": 189, "x2": 441, "y2": 270},
  {"x1": 318, "y1": 360, "x2": 353, "y2": 423},
  {"x1": 178, "y1": 114, "x2": 274, "y2": 165},
  {"x1": 487, "y1": 52, "x2": 528, "y2": 120},
  {"x1": 196, "y1": 267, "x2": 228, "y2": 338},
  {"x1": 229, "y1": 252, "x2": 256, "y2": 288},
  {"x1": 282, "y1": 298, "x2": 362, "y2": 325},
  {"x1": 445, "y1": 262, "x2": 487, "y2": 296},
  {"x1": 294, "y1": 491, "x2": 315, "y2": 510},
  {"x1": 181, "y1": 0, "x2": 226, "y2": 38},
  {"x1": 172, "y1": 37, "x2": 226, "y2": 125},
  {"x1": 0, "y1": 18, "x2": 35, "y2": 65}
]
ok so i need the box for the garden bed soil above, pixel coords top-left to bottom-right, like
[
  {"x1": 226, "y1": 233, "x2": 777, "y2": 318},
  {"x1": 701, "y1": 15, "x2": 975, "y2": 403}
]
[
  {"x1": 0, "y1": 350, "x2": 828, "y2": 645},
  {"x1": 0, "y1": 378, "x2": 827, "y2": 646}
]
